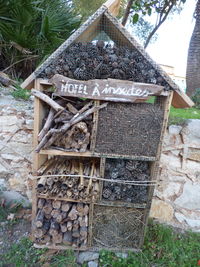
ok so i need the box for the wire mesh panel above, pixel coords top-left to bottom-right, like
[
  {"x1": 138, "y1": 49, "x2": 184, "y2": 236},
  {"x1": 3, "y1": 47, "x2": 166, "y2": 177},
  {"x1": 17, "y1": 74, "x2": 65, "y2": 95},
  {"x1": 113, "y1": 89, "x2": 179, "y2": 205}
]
[
  {"x1": 92, "y1": 205, "x2": 145, "y2": 249},
  {"x1": 95, "y1": 102, "x2": 164, "y2": 157}
]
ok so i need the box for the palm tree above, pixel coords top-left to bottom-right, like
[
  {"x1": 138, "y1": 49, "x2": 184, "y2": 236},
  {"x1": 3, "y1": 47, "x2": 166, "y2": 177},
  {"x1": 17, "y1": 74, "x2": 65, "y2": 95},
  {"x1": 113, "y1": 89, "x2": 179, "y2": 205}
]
[
  {"x1": 0, "y1": 0, "x2": 80, "y2": 78},
  {"x1": 186, "y1": 0, "x2": 200, "y2": 96}
]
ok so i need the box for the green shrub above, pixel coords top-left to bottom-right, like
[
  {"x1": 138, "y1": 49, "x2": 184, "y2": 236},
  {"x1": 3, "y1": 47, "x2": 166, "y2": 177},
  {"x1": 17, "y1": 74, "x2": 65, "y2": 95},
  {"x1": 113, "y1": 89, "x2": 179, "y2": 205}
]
[{"x1": 191, "y1": 88, "x2": 200, "y2": 108}]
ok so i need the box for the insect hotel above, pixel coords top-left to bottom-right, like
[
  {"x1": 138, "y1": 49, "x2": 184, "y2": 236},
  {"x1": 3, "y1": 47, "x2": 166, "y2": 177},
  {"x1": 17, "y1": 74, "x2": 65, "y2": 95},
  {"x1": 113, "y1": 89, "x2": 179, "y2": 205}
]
[{"x1": 22, "y1": 0, "x2": 193, "y2": 251}]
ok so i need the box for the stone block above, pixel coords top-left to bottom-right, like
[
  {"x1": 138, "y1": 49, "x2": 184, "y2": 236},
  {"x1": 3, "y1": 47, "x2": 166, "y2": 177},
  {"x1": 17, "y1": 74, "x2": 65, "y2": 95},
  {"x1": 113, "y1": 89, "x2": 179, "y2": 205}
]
[
  {"x1": 150, "y1": 199, "x2": 174, "y2": 222},
  {"x1": 175, "y1": 182, "x2": 200, "y2": 210},
  {"x1": 77, "y1": 252, "x2": 99, "y2": 264}
]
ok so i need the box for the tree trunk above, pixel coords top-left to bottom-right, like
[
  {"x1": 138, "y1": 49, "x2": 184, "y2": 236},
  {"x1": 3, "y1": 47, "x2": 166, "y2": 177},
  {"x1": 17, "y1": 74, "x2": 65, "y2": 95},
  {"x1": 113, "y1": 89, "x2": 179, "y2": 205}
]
[
  {"x1": 122, "y1": 0, "x2": 134, "y2": 26},
  {"x1": 186, "y1": 0, "x2": 200, "y2": 96}
]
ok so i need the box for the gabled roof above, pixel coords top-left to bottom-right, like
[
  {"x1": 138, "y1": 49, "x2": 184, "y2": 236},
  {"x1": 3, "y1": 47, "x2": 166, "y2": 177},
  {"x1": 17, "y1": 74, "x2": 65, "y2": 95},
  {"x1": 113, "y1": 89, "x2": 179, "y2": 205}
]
[{"x1": 21, "y1": 0, "x2": 193, "y2": 108}]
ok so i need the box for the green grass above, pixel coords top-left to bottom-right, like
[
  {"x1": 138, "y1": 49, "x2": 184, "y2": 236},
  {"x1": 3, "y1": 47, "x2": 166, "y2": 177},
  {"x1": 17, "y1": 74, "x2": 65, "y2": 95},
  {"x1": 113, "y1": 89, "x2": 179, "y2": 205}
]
[
  {"x1": 99, "y1": 221, "x2": 200, "y2": 267},
  {"x1": 11, "y1": 84, "x2": 31, "y2": 100},
  {"x1": 1, "y1": 221, "x2": 200, "y2": 267},
  {"x1": 169, "y1": 107, "x2": 200, "y2": 125}
]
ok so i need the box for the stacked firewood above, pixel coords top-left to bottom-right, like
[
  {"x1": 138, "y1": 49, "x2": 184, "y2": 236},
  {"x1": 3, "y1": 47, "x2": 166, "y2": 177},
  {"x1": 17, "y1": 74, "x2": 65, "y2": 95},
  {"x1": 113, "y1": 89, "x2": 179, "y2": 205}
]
[
  {"x1": 37, "y1": 158, "x2": 100, "y2": 202},
  {"x1": 39, "y1": 41, "x2": 171, "y2": 91},
  {"x1": 102, "y1": 159, "x2": 150, "y2": 203},
  {"x1": 32, "y1": 89, "x2": 107, "y2": 153},
  {"x1": 33, "y1": 199, "x2": 89, "y2": 248}
]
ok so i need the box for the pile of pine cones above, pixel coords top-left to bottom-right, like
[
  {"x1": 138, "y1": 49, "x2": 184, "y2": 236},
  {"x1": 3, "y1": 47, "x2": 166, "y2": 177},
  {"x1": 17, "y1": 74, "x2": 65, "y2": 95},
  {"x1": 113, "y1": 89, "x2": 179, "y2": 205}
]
[
  {"x1": 39, "y1": 41, "x2": 170, "y2": 90},
  {"x1": 102, "y1": 159, "x2": 150, "y2": 203}
]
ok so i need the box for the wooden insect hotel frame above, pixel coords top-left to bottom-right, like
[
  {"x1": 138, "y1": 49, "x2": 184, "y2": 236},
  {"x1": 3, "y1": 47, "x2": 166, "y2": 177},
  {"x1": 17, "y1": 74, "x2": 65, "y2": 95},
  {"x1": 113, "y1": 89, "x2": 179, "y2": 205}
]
[{"x1": 22, "y1": 0, "x2": 193, "y2": 252}]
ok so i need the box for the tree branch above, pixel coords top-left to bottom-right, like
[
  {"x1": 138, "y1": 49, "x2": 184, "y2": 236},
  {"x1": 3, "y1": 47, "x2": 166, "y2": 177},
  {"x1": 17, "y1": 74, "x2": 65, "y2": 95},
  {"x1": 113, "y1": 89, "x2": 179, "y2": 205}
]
[
  {"x1": 122, "y1": 0, "x2": 134, "y2": 26},
  {"x1": 144, "y1": 2, "x2": 174, "y2": 49}
]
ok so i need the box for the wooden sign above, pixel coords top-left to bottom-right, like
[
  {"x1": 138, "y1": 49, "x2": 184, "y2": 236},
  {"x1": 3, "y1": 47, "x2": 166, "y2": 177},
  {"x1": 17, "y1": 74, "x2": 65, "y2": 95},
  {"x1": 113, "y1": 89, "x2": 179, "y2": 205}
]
[{"x1": 51, "y1": 74, "x2": 164, "y2": 103}]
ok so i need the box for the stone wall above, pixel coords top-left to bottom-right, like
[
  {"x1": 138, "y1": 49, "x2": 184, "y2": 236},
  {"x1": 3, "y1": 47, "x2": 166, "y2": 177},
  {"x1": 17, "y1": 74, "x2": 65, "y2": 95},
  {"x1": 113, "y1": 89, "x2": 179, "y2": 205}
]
[
  {"x1": 150, "y1": 120, "x2": 200, "y2": 231},
  {"x1": 0, "y1": 93, "x2": 200, "y2": 230},
  {"x1": 0, "y1": 93, "x2": 33, "y2": 202}
]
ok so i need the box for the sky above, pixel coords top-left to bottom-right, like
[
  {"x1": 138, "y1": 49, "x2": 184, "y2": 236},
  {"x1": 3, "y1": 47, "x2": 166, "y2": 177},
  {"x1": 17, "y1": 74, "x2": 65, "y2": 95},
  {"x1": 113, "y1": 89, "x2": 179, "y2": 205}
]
[{"x1": 145, "y1": 0, "x2": 196, "y2": 77}]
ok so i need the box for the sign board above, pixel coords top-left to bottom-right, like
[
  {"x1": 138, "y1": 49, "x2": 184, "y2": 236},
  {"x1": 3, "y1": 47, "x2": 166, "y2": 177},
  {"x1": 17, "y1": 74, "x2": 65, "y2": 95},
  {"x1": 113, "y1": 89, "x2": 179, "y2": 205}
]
[{"x1": 51, "y1": 74, "x2": 164, "y2": 103}]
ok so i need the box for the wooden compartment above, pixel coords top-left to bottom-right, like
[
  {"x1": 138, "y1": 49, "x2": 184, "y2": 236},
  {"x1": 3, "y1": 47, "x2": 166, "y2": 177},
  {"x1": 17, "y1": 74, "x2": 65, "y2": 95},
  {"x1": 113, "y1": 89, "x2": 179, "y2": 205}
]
[
  {"x1": 33, "y1": 199, "x2": 91, "y2": 249},
  {"x1": 101, "y1": 158, "x2": 151, "y2": 204},
  {"x1": 36, "y1": 156, "x2": 101, "y2": 203},
  {"x1": 95, "y1": 101, "x2": 164, "y2": 157},
  {"x1": 91, "y1": 204, "x2": 145, "y2": 250}
]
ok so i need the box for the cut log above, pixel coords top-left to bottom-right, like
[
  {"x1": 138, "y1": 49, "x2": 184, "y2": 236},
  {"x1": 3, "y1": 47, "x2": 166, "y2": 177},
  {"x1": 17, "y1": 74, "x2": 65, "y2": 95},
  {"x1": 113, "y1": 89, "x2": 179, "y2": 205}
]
[
  {"x1": 80, "y1": 226, "x2": 88, "y2": 239},
  {"x1": 61, "y1": 202, "x2": 71, "y2": 212},
  {"x1": 37, "y1": 198, "x2": 46, "y2": 209},
  {"x1": 51, "y1": 209, "x2": 60, "y2": 219},
  {"x1": 83, "y1": 205, "x2": 89, "y2": 216},
  {"x1": 63, "y1": 231, "x2": 72, "y2": 245},
  {"x1": 49, "y1": 221, "x2": 60, "y2": 236},
  {"x1": 56, "y1": 212, "x2": 67, "y2": 223},
  {"x1": 60, "y1": 223, "x2": 68, "y2": 233},
  {"x1": 52, "y1": 200, "x2": 61, "y2": 209},
  {"x1": 35, "y1": 209, "x2": 44, "y2": 228},
  {"x1": 52, "y1": 232, "x2": 63, "y2": 244},
  {"x1": 72, "y1": 230, "x2": 80, "y2": 238},
  {"x1": 68, "y1": 204, "x2": 78, "y2": 220},
  {"x1": 34, "y1": 228, "x2": 45, "y2": 238},
  {"x1": 67, "y1": 221, "x2": 73, "y2": 231},
  {"x1": 32, "y1": 89, "x2": 65, "y2": 112},
  {"x1": 79, "y1": 215, "x2": 88, "y2": 227},
  {"x1": 73, "y1": 220, "x2": 79, "y2": 231},
  {"x1": 40, "y1": 234, "x2": 51, "y2": 244}
]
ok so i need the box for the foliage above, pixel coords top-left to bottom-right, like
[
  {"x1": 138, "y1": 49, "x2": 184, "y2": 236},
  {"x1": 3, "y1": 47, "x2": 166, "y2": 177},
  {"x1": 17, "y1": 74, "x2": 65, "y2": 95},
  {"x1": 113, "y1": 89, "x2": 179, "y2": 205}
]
[
  {"x1": 169, "y1": 106, "x2": 200, "y2": 125},
  {"x1": 191, "y1": 88, "x2": 200, "y2": 108},
  {"x1": 0, "y1": 0, "x2": 80, "y2": 78},
  {"x1": 132, "y1": 17, "x2": 158, "y2": 46},
  {"x1": 99, "y1": 221, "x2": 200, "y2": 267},
  {"x1": 50, "y1": 250, "x2": 78, "y2": 267},
  {"x1": 0, "y1": 238, "x2": 47, "y2": 267},
  {"x1": 72, "y1": 0, "x2": 105, "y2": 21},
  {"x1": 11, "y1": 84, "x2": 31, "y2": 100},
  {"x1": 123, "y1": 0, "x2": 187, "y2": 48}
]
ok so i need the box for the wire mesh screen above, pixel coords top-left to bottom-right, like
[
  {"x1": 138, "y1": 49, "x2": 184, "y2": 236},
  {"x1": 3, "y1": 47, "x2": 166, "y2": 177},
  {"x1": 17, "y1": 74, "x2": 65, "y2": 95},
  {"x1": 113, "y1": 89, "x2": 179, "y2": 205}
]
[
  {"x1": 92, "y1": 205, "x2": 144, "y2": 249},
  {"x1": 38, "y1": 12, "x2": 171, "y2": 90},
  {"x1": 95, "y1": 102, "x2": 164, "y2": 157}
]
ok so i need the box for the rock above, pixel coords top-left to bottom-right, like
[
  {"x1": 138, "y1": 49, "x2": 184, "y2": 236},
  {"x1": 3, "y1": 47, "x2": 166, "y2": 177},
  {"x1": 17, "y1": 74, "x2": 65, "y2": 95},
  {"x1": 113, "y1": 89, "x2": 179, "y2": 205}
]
[
  {"x1": 2, "y1": 191, "x2": 31, "y2": 208},
  {"x1": 175, "y1": 182, "x2": 200, "y2": 210},
  {"x1": 175, "y1": 212, "x2": 185, "y2": 224},
  {"x1": 168, "y1": 125, "x2": 182, "y2": 135},
  {"x1": 175, "y1": 212, "x2": 200, "y2": 228},
  {"x1": 77, "y1": 252, "x2": 99, "y2": 264},
  {"x1": 150, "y1": 199, "x2": 174, "y2": 222},
  {"x1": 0, "y1": 178, "x2": 7, "y2": 190},
  {"x1": 1, "y1": 154, "x2": 23, "y2": 162},
  {"x1": 88, "y1": 261, "x2": 98, "y2": 267},
  {"x1": 181, "y1": 119, "x2": 200, "y2": 144},
  {"x1": 0, "y1": 115, "x2": 19, "y2": 132},
  {"x1": 155, "y1": 182, "x2": 181, "y2": 200}
]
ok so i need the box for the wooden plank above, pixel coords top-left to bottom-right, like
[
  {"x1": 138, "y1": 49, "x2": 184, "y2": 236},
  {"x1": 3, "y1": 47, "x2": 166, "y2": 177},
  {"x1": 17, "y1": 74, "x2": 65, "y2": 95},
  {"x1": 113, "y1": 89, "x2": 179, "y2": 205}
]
[
  {"x1": 51, "y1": 75, "x2": 164, "y2": 103},
  {"x1": 93, "y1": 153, "x2": 156, "y2": 161},
  {"x1": 21, "y1": 73, "x2": 36, "y2": 90},
  {"x1": 39, "y1": 149, "x2": 93, "y2": 157},
  {"x1": 36, "y1": 195, "x2": 92, "y2": 204},
  {"x1": 33, "y1": 243, "x2": 88, "y2": 251},
  {"x1": 103, "y1": 0, "x2": 121, "y2": 16},
  {"x1": 139, "y1": 93, "x2": 173, "y2": 247},
  {"x1": 90, "y1": 101, "x2": 99, "y2": 152},
  {"x1": 172, "y1": 89, "x2": 194, "y2": 108}
]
